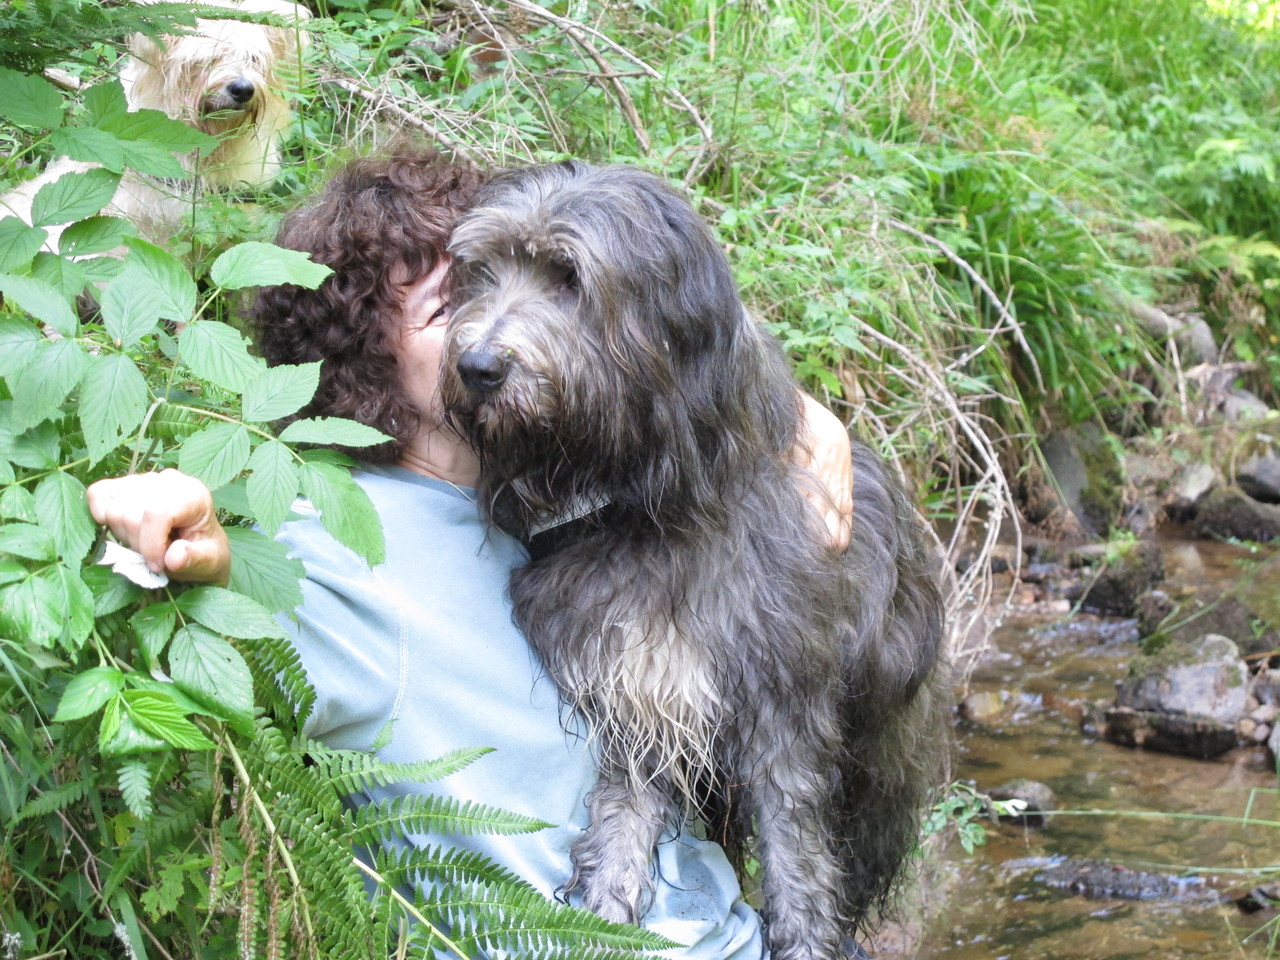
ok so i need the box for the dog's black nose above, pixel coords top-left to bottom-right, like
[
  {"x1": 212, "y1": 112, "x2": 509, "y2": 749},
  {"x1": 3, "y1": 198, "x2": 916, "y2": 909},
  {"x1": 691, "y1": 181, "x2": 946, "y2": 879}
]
[
  {"x1": 225, "y1": 79, "x2": 255, "y2": 105},
  {"x1": 457, "y1": 349, "x2": 510, "y2": 394}
]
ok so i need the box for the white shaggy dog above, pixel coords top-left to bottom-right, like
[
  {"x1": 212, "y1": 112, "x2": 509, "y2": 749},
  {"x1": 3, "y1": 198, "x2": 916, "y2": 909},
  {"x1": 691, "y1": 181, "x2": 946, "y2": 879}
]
[{"x1": 2, "y1": 0, "x2": 310, "y2": 245}]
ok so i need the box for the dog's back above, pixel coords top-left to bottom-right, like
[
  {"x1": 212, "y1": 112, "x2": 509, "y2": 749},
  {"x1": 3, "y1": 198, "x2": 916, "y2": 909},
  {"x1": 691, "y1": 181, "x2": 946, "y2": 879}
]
[{"x1": 443, "y1": 161, "x2": 946, "y2": 958}]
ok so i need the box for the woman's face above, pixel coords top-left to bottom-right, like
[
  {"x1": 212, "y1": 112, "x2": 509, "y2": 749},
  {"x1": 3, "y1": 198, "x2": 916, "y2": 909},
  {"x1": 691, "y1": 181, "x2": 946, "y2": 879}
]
[{"x1": 395, "y1": 259, "x2": 453, "y2": 428}]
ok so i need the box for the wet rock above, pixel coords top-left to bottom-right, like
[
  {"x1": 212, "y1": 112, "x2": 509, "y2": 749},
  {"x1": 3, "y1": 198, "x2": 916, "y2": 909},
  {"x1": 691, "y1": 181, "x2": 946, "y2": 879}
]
[
  {"x1": 959, "y1": 691, "x2": 1009, "y2": 725},
  {"x1": 1034, "y1": 858, "x2": 1219, "y2": 903},
  {"x1": 1041, "y1": 424, "x2": 1126, "y2": 536},
  {"x1": 1104, "y1": 706, "x2": 1239, "y2": 758},
  {"x1": 1222, "y1": 388, "x2": 1271, "y2": 423},
  {"x1": 989, "y1": 779, "x2": 1056, "y2": 829},
  {"x1": 1165, "y1": 462, "x2": 1217, "y2": 521},
  {"x1": 1238, "y1": 449, "x2": 1280, "y2": 505},
  {"x1": 1136, "y1": 590, "x2": 1280, "y2": 660},
  {"x1": 1080, "y1": 540, "x2": 1164, "y2": 617},
  {"x1": 1117, "y1": 634, "x2": 1248, "y2": 723},
  {"x1": 1194, "y1": 486, "x2": 1280, "y2": 542},
  {"x1": 1253, "y1": 669, "x2": 1280, "y2": 705}
]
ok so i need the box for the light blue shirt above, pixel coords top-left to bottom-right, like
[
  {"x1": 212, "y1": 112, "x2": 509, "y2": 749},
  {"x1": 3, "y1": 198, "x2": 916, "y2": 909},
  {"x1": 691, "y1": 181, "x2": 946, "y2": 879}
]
[{"x1": 275, "y1": 462, "x2": 766, "y2": 957}]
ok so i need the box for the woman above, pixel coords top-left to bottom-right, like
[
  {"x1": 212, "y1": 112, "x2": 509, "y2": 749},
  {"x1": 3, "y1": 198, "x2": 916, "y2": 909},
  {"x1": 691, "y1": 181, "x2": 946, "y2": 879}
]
[{"x1": 88, "y1": 148, "x2": 854, "y2": 957}]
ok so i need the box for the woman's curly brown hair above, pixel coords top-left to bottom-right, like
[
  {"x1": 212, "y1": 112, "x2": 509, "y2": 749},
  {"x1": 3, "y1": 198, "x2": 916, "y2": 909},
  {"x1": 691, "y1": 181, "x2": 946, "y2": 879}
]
[{"x1": 253, "y1": 147, "x2": 488, "y2": 461}]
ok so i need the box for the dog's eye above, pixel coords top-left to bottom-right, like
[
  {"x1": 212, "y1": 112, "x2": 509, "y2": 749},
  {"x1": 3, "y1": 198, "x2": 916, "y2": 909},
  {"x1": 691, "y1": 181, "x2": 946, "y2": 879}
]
[{"x1": 559, "y1": 266, "x2": 579, "y2": 295}]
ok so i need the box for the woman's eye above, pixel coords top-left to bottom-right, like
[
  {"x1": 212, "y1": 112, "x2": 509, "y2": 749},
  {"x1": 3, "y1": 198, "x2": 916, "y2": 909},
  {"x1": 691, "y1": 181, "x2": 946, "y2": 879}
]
[{"x1": 428, "y1": 302, "x2": 450, "y2": 325}]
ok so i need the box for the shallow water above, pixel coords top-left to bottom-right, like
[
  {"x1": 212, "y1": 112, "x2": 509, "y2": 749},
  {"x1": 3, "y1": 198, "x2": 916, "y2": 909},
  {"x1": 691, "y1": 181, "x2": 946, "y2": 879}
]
[{"x1": 910, "y1": 539, "x2": 1280, "y2": 960}]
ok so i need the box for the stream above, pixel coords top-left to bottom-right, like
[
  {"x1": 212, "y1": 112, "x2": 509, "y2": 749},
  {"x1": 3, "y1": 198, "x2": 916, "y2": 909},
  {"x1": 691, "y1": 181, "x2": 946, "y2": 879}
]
[{"x1": 907, "y1": 538, "x2": 1280, "y2": 959}]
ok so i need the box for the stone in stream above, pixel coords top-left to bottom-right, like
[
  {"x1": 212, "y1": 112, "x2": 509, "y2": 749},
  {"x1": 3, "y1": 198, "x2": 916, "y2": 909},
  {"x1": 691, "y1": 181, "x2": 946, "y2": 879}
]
[
  {"x1": 1194, "y1": 486, "x2": 1280, "y2": 542},
  {"x1": 988, "y1": 779, "x2": 1056, "y2": 829},
  {"x1": 1033, "y1": 858, "x2": 1219, "y2": 904}
]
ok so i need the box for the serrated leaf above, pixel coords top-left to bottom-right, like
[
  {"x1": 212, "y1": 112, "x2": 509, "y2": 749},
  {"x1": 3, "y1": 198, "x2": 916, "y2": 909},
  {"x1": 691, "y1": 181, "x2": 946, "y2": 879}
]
[
  {"x1": 210, "y1": 242, "x2": 333, "y2": 290},
  {"x1": 0, "y1": 417, "x2": 59, "y2": 471},
  {"x1": 300, "y1": 460, "x2": 385, "y2": 566},
  {"x1": 49, "y1": 563, "x2": 94, "y2": 649},
  {"x1": 99, "y1": 703, "x2": 168, "y2": 757},
  {"x1": 177, "y1": 320, "x2": 265, "y2": 392},
  {"x1": 7, "y1": 338, "x2": 88, "y2": 430},
  {"x1": 82, "y1": 562, "x2": 144, "y2": 617},
  {"x1": 175, "y1": 585, "x2": 286, "y2": 640},
  {"x1": 0, "y1": 559, "x2": 26, "y2": 586},
  {"x1": 120, "y1": 238, "x2": 196, "y2": 322},
  {"x1": 177, "y1": 422, "x2": 250, "y2": 491},
  {"x1": 54, "y1": 666, "x2": 126, "y2": 722},
  {"x1": 169, "y1": 624, "x2": 255, "y2": 737},
  {"x1": 0, "y1": 66, "x2": 63, "y2": 128},
  {"x1": 0, "y1": 522, "x2": 56, "y2": 561},
  {"x1": 0, "y1": 217, "x2": 48, "y2": 272},
  {"x1": 117, "y1": 759, "x2": 154, "y2": 820},
  {"x1": 34, "y1": 472, "x2": 94, "y2": 563},
  {"x1": 49, "y1": 126, "x2": 126, "y2": 171},
  {"x1": 131, "y1": 602, "x2": 177, "y2": 667},
  {"x1": 31, "y1": 167, "x2": 120, "y2": 228},
  {"x1": 117, "y1": 138, "x2": 189, "y2": 180},
  {"x1": 83, "y1": 80, "x2": 128, "y2": 126},
  {"x1": 241, "y1": 362, "x2": 320, "y2": 422},
  {"x1": 225, "y1": 526, "x2": 304, "y2": 614},
  {"x1": 0, "y1": 273, "x2": 78, "y2": 337},
  {"x1": 31, "y1": 252, "x2": 87, "y2": 299},
  {"x1": 0, "y1": 573, "x2": 60, "y2": 646},
  {"x1": 121, "y1": 690, "x2": 215, "y2": 751},
  {"x1": 80, "y1": 353, "x2": 149, "y2": 462},
  {"x1": 103, "y1": 107, "x2": 215, "y2": 153},
  {"x1": 0, "y1": 484, "x2": 36, "y2": 522},
  {"x1": 60, "y1": 216, "x2": 135, "y2": 257},
  {"x1": 279, "y1": 417, "x2": 392, "y2": 448},
  {"x1": 0, "y1": 316, "x2": 40, "y2": 379},
  {"x1": 246, "y1": 439, "x2": 299, "y2": 535}
]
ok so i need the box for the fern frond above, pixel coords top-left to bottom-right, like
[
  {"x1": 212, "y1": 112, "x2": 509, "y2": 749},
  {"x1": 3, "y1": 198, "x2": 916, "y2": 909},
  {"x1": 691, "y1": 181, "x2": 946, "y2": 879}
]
[
  {"x1": 373, "y1": 843, "x2": 540, "y2": 898},
  {"x1": 117, "y1": 758, "x2": 154, "y2": 820},
  {"x1": 348, "y1": 793, "x2": 555, "y2": 844},
  {"x1": 14, "y1": 777, "x2": 90, "y2": 821},
  {"x1": 248, "y1": 633, "x2": 316, "y2": 721},
  {"x1": 303, "y1": 740, "x2": 496, "y2": 795}
]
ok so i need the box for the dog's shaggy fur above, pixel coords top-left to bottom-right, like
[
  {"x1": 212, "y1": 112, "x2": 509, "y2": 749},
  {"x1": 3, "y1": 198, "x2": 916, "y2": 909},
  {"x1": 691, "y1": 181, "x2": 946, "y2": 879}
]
[
  {"x1": 1, "y1": 0, "x2": 308, "y2": 245},
  {"x1": 440, "y1": 161, "x2": 948, "y2": 960}
]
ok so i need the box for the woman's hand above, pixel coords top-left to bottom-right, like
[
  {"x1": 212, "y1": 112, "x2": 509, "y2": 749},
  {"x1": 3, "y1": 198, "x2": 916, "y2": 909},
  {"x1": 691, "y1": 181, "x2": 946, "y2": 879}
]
[
  {"x1": 792, "y1": 392, "x2": 854, "y2": 551},
  {"x1": 87, "y1": 469, "x2": 231, "y2": 585}
]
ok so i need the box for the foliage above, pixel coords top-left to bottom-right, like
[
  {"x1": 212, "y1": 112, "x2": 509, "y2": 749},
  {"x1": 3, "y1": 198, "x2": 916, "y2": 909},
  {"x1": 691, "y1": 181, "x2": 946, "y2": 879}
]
[{"x1": 0, "y1": 40, "x2": 670, "y2": 960}]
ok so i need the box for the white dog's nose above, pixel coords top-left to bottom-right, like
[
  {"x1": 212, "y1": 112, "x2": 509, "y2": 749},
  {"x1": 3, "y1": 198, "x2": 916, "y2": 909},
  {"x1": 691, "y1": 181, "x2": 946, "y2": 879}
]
[{"x1": 225, "y1": 78, "x2": 255, "y2": 105}]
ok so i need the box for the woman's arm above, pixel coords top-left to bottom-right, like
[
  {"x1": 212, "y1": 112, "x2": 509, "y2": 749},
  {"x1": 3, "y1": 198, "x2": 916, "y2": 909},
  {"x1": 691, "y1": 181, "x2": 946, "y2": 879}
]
[
  {"x1": 86, "y1": 469, "x2": 231, "y2": 584},
  {"x1": 792, "y1": 392, "x2": 854, "y2": 551}
]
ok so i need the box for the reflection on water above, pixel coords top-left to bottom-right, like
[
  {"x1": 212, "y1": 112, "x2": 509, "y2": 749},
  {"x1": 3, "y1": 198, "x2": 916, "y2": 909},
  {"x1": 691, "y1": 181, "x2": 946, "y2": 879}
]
[{"x1": 909, "y1": 538, "x2": 1280, "y2": 960}]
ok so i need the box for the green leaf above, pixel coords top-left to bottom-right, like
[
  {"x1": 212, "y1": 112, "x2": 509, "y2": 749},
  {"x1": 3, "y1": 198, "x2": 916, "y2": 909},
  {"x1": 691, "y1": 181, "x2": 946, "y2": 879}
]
[
  {"x1": 177, "y1": 422, "x2": 250, "y2": 491},
  {"x1": 0, "y1": 217, "x2": 48, "y2": 272},
  {"x1": 225, "y1": 526, "x2": 304, "y2": 614},
  {"x1": 120, "y1": 239, "x2": 196, "y2": 322},
  {"x1": 0, "y1": 573, "x2": 60, "y2": 646},
  {"x1": 99, "y1": 701, "x2": 168, "y2": 757},
  {"x1": 116, "y1": 138, "x2": 189, "y2": 180},
  {"x1": 79, "y1": 353, "x2": 149, "y2": 462},
  {"x1": 83, "y1": 562, "x2": 143, "y2": 617},
  {"x1": 31, "y1": 167, "x2": 121, "y2": 228},
  {"x1": 301, "y1": 460, "x2": 385, "y2": 566},
  {"x1": 169, "y1": 624, "x2": 256, "y2": 737},
  {"x1": 0, "y1": 66, "x2": 63, "y2": 128},
  {"x1": 60, "y1": 216, "x2": 135, "y2": 257},
  {"x1": 103, "y1": 107, "x2": 215, "y2": 153},
  {"x1": 31, "y1": 252, "x2": 87, "y2": 299},
  {"x1": 0, "y1": 558, "x2": 26, "y2": 585},
  {"x1": 54, "y1": 666, "x2": 126, "y2": 722},
  {"x1": 0, "y1": 522, "x2": 57, "y2": 561},
  {"x1": 279, "y1": 417, "x2": 392, "y2": 448},
  {"x1": 177, "y1": 320, "x2": 265, "y2": 392},
  {"x1": 210, "y1": 242, "x2": 334, "y2": 290},
  {"x1": 121, "y1": 690, "x2": 215, "y2": 751},
  {"x1": 241, "y1": 362, "x2": 320, "y2": 422},
  {"x1": 0, "y1": 417, "x2": 59, "y2": 471},
  {"x1": 131, "y1": 602, "x2": 177, "y2": 667},
  {"x1": 117, "y1": 759, "x2": 154, "y2": 820},
  {"x1": 246, "y1": 439, "x2": 299, "y2": 535},
  {"x1": 175, "y1": 585, "x2": 286, "y2": 640},
  {"x1": 7, "y1": 338, "x2": 88, "y2": 430},
  {"x1": 49, "y1": 563, "x2": 94, "y2": 649},
  {"x1": 0, "y1": 484, "x2": 36, "y2": 522},
  {"x1": 34, "y1": 472, "x2": 94, "y2": 563},
  {"x1": 0, "y1": 273, "x2": 78, "y2": 338},
  {"x1": 83, "y1": 80, "x2": 128, "y2": 126},
  {"x1": 49, "y1": 125, "x2": 126, "y2": 171},
  {"x1": 0, "y1": 316, "x2": 40, "y2": 379}
]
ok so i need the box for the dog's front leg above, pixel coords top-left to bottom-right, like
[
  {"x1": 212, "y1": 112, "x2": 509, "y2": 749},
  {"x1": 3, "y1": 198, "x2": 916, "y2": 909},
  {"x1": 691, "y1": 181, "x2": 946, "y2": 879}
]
[{"x1": 566, "y1": 763, "x2": 671, "y2": 924}]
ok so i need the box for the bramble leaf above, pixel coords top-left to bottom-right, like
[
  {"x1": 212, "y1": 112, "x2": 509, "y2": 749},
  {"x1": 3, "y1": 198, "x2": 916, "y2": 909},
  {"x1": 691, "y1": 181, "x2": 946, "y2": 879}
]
[
  {"x1": 242, "y1": 362, "x2": 320, "y2": 422},
  {"x1": 54, "y1": 666, "x2": 126, "y2": 722},
  {"x1": 177, "y1": 422, "x2": 251, "y2": 491},
  {"x1": 34, "y1": 472, "x2": 95, "y2": 563},
  {"x1": 120, "y1": 239, "x2": 197, "y2": 323},
  {"x1": 0, "y1": 216, "x2": 47, "y2": 272},
  {"x1": 0, "y1": 67, "x2": 63, "y2": 128},
  {"x1": 60, "y1": 215, "x2": 135, "y2": 258},
  {"x1": 225, "y1": 526, "x2": 304, "y2": 614},
  {"x1": 131, "y1": 602, "x2": 177, "y2": 667},
  {"x1": 120, "y1": 690, "x2": 215, "y2": 751},
  {"x1": 169, "y1": 623, "x2": 256, "y2": 737},
  {"x1": 175, "y1": 586, "x2": 287, "y2": 640},
  {"x1": 279, "y1": 416, "x2": 392, "y2": 448},
  {"x1": 177, "y1": 319, "x2": 266, "y2": 392},
  {"x1": 0, "y1": 273, "x2": 78, "y2": 338},
  {"x1": 79, "y1": 353, "x2": 149, "y2": 462},
  {"x1": 210, "y1": 242, "x2": 333, "y2": 290},
  {"x1": 301, "y1": 459, "x2": 385, "y2": 566},
  {"x1": 31, "y1": 167, "x2": 120, "y2": 228},
  {"x1": 246, "y1": 438, "x2": 299, "y2": 536}
]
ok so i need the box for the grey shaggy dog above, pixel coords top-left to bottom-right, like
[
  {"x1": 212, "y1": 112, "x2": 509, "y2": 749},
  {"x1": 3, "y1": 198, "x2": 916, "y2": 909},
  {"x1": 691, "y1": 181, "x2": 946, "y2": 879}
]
[{"x1": 440, "y1": 161, "x2": 947, "y2": 960}]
